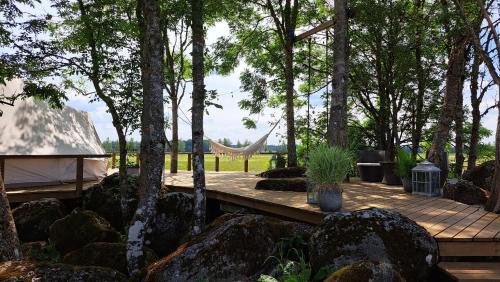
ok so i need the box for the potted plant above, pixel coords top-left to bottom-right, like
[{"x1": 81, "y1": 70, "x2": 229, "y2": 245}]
[
  {"x1": 395, "y1": 148, "x2": 417, "y2": 192},
  {"x1": 306, "y1": 145, "x2": 353, "y2": 212}
]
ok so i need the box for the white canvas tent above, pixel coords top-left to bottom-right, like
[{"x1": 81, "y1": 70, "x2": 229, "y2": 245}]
[{"x1": 0, "y1": 79, "x2": 108, "y2": 187}]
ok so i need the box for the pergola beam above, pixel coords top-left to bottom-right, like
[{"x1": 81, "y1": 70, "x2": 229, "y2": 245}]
[{"x1": 294, "y1": 19, "x2": 335, "y2": 42}]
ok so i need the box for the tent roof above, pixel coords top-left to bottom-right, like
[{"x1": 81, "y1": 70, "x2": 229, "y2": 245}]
[{"x1": 0, "y1": 79, "x2": 105, "y2": 155}]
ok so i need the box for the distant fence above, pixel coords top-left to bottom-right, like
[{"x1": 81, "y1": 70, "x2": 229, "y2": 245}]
[{"x1": 109, "y1": 152, "x2": 279, "y2": 173}]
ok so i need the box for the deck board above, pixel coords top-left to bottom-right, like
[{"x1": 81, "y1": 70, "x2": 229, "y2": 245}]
[
  {"x1": 439, "y1": 262, "x2": 500, "y2": 281},
  {"x1": 165, "y1": 171, "x2": 500, "y2": 257}
]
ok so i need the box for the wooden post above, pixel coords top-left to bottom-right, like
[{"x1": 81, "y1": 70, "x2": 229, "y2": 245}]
[
  {"x1": 187, "y1": 153, "x2": 192, "y2": 171},
  {"x1": 111, "y1": 152, "x2": 116, "y2": 169},
  {"x1": 215, "y1": 156, "x2": 220, "y2": 172},
  {"x1": 0, "y1": 157, "x2": 5, "y2": 181},
  {"x1": 76, "y1": 157, "x2": 84, "y2": 196},
  {"x1": 244, "y1": 159, "x2": 249, "y2": 173}
]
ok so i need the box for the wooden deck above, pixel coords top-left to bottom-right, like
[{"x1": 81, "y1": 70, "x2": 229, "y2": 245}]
[
  {"x1": 165, "y1": 171, "x2": 500, "y2": 258},
  {"x1": 6, "y1": 180, "x2": 99, "y2": 203},
  {"x1": 439, "y1": 262, "x2": 500, "y2": 281}
]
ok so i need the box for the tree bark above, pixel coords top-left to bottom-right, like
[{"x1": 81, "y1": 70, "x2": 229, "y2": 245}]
[
  {"x1": 428, "y1": 34, "x2": 468, "y2": 182},
  {"x1": 284, "y1": 42, "x2": 297, "y2": 167},
  {"x1": 468, "y1": 48, "x2": 481, "y2": 169},
  {"x1": 454, "y1": 75, "x2": 465, "y2": 177},
  {"x1": 411, "y1": 0, "x2": 426, "y2": 159},
  {"x1": 117, "y1": 131, "x2": 130, "y2": 229},
  {"x1": 0, "y1": 175, "x2": 22, "y2": 262},
  {"x1": 191, "y1": 0, "x2": 206, "y2": 235},
  {"x1": 127, "y1": 0, "x2": 165, "y2": 274},
  {"x1": 327, "y1": 0, "x2": 348, "y2": 149},
  {"x1": 487, "y1": 100, "x2": 500, "y2": 212}
]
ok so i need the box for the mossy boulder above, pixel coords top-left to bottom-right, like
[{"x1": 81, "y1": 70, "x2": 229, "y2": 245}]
[
  {"x1": 82, "y1": 173, "x2": 139, "y2": 231},
  {"x1": 257, "y1": 167, "x2": 306, "y2": 178},
  {"x1": 13, "y1": 198, "x2": 67, "y2": 242},
  {"x1": 145, "y1": 214, "x2": 313, "y2": 282},
  {"x1": 21, "y1": 241, "x2": 61, "y2": 263},
  {"x1": 255, "y1": 178, "x2": 308, "y2": 192},
  {"x1": 145, "y1": 192, "x2": 194, "y2": 257},
  {"x1": 443, "y1": 180, "x2": 489, "y2": 205},
  {"x1": 462, "y1": 160, "x2": 495, "y2": 191},
  {"x1": 324, "y1": 260, "x2": 404, "y2": 282},
  {"x1": 49, "y1": 208, "x2": 121, "y2": 254},
  {"x1": 63, "y1": 242, "x2": 157, "y2": 275},
  {"x1": 0, "y1": 260, "x2": 127, "y2": 282},
  {"x1": 309, "y1": 208, "x2": 438, "y2": 282}
]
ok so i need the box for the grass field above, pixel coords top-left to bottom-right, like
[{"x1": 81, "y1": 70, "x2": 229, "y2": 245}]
[{"x1": 112, "y1": 153, "x2": 274, "y2": 172}]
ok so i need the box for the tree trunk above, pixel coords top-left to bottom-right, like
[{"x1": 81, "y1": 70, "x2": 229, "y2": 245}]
[
  {"x1": 127, "y1": 0, "x2": 165, "y2": 275},
  {"x1": 468, "y1": 49, "x2": 481, "y2": 169},
  {"x1": 170, "y1": 98, "x2": 179, "y2": 173},
  {"x1": 454, "y1": 76, "x2": 465, "y2": 177},
  {"x1": 0, "y1": 175, "x2": 22, "y2": 262},
  {"x1": 191, "y1": 0, "x2": 206, "y2": 235},
  {"x1": 486, "y1": 101, "x2": 500, "y2": 213},
  {"x1": 327, "y1": 0, "x2": 348, "y2": 149},
  {"x1": 411, "y1": 0, "x2": 426, "y2": 159},
  {"x1": 284, "y1": 42, "x2": 297, "y2": 167},
  {"x1": 117, "y1": 131, "x2": 130, "y2": 230},
  {"x1": 428, "y1": 35, "x2": 468, "y2": 182}
]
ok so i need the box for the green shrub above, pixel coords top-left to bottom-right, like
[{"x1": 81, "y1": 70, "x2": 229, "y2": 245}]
[
  {"x1": 306, "y1": 145, "x2": 353, "y2": 185},
  {"x1": 276, "y1": 153, "x2": 287, "y2": 168},
  {"x1": 395, "y1": 148, "x2": 417, "y2": 178}
]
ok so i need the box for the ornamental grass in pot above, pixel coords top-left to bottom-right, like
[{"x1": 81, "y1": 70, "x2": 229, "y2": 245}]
[
  {"x1": 306, "y1": 145, "x2": 353, "y2": 212},
  {"x1": 395, "y1": 148, "x2": 417, "y2": 193}
]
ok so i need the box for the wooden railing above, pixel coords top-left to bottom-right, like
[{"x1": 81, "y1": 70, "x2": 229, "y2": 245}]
[
  {"x1": 0, "y1": 154, "x2": 111, "y2": 195},
  {"x1": 109, "y1": 152, "x2": 279, "y2": 173}
]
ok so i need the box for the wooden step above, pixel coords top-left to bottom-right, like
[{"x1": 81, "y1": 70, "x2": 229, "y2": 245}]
[{"x1": 439, "y1": 262, "x2": 500, "y2": 282}]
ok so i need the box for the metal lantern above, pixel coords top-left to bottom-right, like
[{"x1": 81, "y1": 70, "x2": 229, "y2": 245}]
[
  {"x1": 307, "y1": 179, "x2": 319, "y2": 204},
  {"x1": 411, "y1": 160, "x2": 441, "y2": 196}
]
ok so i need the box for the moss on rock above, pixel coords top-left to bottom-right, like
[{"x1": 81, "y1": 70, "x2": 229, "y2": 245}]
[
  {"x1": 63, "y1": 242, "x2": 157, "y2": 275},
  {"x1": 49, "y1": 208, "x2": 121, "y2": 254},
  {"x1": 309, "y1": 208, "x2": 437, "y2": 282},
  {"x1": 324, "y1": 260, "x2": 405, "y2": 282},
  {"x1": 13, "y1": 198, "x2": 67, "y2": 242},
  {"x1": 255, "y1": 178, "x2": 308, "y2": 192},
  {"x1": 257, "y1": 167, "x2": 306, "y2": 178},
  {"x1": 21, "y1": 241, "x2": 61, "y2": 263},
  {"x1": 145, "y1": 213, "x2": 313, "y2": 282},
  {"x1": 0, "y1": 260, "x2": 127, "y2": 282}
]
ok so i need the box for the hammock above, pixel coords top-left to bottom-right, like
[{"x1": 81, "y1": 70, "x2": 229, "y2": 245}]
[{"x1": 207, "y1": 120, "x2": 281, "y2": 160}]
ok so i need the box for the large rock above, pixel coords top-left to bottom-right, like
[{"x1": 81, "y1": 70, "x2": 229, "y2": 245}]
[
  {"x1": 443, "y1": 180, "x2": 489, "y2": 205},
  {"x1": 146, "y1": 192, "x2": 194, "y2": 257},
  {"x1": 324, "y1": 260, "x2": 404, "y2": 282},
  {"x1": 49, "y1": 208, "x2": 121, "y2": 254},
  {"x1": 82, "y1": 173, "x2": 139, "y2": 231},
  {"x1": 255, "y1": 178, "x2": 308, "y2": 192},
  {"x1": 13, "y1": 198, "x2": 67, "y2": 242},
  {"x1": 146, "y1": 214, "x2": 313, "y2": 282},
  {"x1": 309, "y1": 208, "x2": 438, "y2": 282},
  {"x1": 462, "y1": 160, "x2": 495, "y2": 191},
  {"x1": 0, "y1": 261, "x2": 126, "y2": 282},
  {"x1": 63, "y1": 242, "x2": 157, "y2": 275},
  {"x1": 257, "y1": 167, "x2": 306, "y2": 178},
  {"x1": 21, "y1": 241, "x2": 61, "y2": 263}
]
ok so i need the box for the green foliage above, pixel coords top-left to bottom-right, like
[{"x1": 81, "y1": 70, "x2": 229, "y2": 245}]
[
  {"x1": 28, "y1": 243, "x2": 62, "y2": 263},
  {"x1": 259, "y1": 235, "x2": 311, "y2": 282},
  {"x1": 306, "y1": 145, "x2": 353, "y2": 185},
  {"x1": 276, "y1": 153, "x2": 287, "y2": 169},
  {"x1": 395, "y1": 148, "x2": 417, "y2": 178}
]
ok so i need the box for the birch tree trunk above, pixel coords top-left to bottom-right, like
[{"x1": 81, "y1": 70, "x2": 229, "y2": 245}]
[
  {"x1": 127, "y1": 0, "x2": 165, "y2": 274},
  {"x1": 327, "y1": 0, "x2": 349, "y2": 149},
  {"x1": 0, "y1": 175, "x2": 22, "y2": 262},
  {"x1": 191, "y1": 0, "x2": 207, "y2": 235}
]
